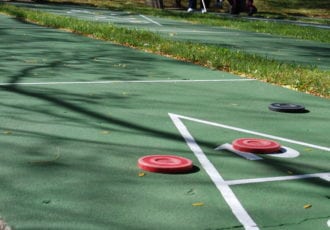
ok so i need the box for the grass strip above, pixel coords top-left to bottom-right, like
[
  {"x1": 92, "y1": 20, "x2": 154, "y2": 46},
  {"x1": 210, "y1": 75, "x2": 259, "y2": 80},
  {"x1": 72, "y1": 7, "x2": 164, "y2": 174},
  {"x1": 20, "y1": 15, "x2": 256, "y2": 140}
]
[{"x1": 0, "y1": 4, "x2": 329, "y2": 98}]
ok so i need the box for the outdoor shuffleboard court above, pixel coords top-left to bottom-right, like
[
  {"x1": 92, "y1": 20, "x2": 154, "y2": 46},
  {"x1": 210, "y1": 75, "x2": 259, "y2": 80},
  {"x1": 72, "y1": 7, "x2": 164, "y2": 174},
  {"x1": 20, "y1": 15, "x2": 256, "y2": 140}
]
[{"x1": 0, "y1": 12, "x2": 330, "y2": 230}]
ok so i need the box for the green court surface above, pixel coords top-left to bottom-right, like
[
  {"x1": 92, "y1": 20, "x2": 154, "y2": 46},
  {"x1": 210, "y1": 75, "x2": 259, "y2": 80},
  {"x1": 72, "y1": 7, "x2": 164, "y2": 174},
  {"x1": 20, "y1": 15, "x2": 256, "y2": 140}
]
[
  {"x1": 0, "y1": 13, "x2": 330, "y2": 230},
  {"x1": 7, "y1": 2, "x2": 330, "y2": 70}
]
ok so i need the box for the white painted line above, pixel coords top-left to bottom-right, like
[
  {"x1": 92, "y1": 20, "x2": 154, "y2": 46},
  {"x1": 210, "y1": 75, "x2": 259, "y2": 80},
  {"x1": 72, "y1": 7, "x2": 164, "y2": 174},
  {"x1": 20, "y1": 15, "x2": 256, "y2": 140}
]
[
  {"x1": 320, "y1": 174, "x2": 330, "y2": 182},
  {"x1": 225, "y1": 173, "x2": 330, "y2": 186},
  {"x1": 169, "y1": 113, "x2": 259, "y2": 230},
  {"x1": 139, "y1": 14, "x2": 162, "y2": 26},
  {"x1": 171, "y1": 113, "x2": 330, "y2": 152},
  {"x1": 0, "y1": 79, "x2": 255, "y2": 86}
]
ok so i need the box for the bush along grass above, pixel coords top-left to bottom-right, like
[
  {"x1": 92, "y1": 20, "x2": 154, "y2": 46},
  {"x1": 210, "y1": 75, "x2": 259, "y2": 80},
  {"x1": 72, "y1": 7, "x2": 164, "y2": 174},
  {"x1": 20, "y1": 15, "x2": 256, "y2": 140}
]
[{"x1": 0, "y1": 4, "x2": 329, "y2": 98}]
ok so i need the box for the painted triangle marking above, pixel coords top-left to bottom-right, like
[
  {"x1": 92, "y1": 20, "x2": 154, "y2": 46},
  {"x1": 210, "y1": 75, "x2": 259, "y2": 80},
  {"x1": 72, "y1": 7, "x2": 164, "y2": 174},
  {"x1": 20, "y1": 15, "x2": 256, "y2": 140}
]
[{"x1": 169, "y1": 113, "x2": 329, "y2": 230}]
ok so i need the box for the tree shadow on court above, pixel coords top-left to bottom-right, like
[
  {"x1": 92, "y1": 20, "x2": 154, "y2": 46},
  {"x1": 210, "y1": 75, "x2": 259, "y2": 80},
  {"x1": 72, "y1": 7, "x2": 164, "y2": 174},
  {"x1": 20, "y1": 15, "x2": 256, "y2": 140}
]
[
  {"x1": 0, "y1": 17, "x2": 215, "y2": 227},
  {"x1": 1, "y1": 48, "x2": 328, "y2": 187},
  {"x1": 2, "y1": 84, "x2": 176, "y2": 138},
  {"x1": 0, "y1": 87, "x2": 205, "y2": 228},
  {"x1": 4, "y1": 80, "x2": 327, "y2": 183}
]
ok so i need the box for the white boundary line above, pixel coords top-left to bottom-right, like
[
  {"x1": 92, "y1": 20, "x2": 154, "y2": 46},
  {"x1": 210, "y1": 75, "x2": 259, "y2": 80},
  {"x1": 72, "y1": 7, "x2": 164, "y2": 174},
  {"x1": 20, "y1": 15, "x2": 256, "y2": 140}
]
[
  {"x1": 169, "y1": 113, "x2": 259, "y2": 230},
  {"x1": 139, "y1": 14, "x2": 162, "y2": 26},
  {"x1": 171, "y1": 113, "x2": 330, "y2": 152},
  {"x1": 225, "y1": 173, "x2": 330, "y2": 186},
  {"x1": 0, "y1": 79, "x2": 255, "y2": 86}
]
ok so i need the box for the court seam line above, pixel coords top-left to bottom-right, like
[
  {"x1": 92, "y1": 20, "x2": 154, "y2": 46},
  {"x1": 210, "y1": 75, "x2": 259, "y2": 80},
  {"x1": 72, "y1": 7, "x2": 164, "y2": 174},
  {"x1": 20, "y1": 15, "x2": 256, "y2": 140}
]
[{"x1": 0, "y1": 79, "x2": 255, "y2": 86}]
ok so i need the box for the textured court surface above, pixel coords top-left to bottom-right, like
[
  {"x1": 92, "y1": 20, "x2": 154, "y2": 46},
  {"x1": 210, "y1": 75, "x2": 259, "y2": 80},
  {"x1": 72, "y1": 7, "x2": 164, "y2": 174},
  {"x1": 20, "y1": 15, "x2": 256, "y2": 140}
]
[{"x1": 0, "y1": 8, "x2": 330, "y2": 230}]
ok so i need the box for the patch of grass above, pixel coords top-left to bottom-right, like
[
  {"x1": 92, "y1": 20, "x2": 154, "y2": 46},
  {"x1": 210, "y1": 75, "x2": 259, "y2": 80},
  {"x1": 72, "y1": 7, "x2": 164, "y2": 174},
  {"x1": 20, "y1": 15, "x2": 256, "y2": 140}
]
[
  {"x1": 254, "y1": 0, "x2": 329, "y2": 18},
  {"x1": 0, "y1": 4, "x2": 329, "y2": 97}
]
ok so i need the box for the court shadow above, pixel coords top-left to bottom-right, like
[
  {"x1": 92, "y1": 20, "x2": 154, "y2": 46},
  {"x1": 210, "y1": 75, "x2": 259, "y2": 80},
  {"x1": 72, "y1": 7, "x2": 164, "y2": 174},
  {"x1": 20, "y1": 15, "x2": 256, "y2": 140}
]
[
  {"x1": 162, "y1": 165, "x2": 201, "y2": 175},
  {"x1": 270, "y1": 109, "x2": 310, "y2": 114}
]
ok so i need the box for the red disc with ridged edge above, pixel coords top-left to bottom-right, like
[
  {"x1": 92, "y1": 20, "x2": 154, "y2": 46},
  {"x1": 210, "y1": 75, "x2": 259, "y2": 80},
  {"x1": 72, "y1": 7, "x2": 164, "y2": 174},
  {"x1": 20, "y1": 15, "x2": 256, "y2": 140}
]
[
  {"x1": 232, "y1": 138, "x2": 281, "y2": 154},
  {"x1": 138, "y1": 155, "x2": 193, "y2": 173}
]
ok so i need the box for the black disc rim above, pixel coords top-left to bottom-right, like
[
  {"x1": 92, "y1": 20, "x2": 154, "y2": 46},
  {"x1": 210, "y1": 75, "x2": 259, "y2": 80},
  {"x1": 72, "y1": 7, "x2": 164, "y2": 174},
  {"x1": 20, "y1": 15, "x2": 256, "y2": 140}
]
[{"x1": 269, "y1": 103, "x2": 305, "y2": 112}]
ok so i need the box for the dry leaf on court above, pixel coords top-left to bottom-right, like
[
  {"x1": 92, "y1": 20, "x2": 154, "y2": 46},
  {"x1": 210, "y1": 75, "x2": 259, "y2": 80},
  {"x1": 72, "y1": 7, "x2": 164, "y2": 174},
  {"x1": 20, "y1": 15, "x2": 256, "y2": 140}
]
[
  {"x1": 304, "y1": 204, "x2": 312, "y2": 209},
  {"x1": 138, "y1": 172, "x2": 145, "y2": 177},
  {"x1": 192, "y1": 202, "x2": 204, "y2": 207}
]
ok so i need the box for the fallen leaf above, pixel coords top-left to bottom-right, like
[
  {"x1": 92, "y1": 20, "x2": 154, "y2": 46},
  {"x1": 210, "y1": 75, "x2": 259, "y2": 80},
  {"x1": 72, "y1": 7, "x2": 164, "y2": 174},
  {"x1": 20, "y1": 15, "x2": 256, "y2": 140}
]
[
  {"x1": 192, "y1": 202, "x2": 204, "y2": 206},
  {"x1": 304, "y1": 204, "x2": 312, "y2": 209},
  {"x1": 138, "y1": 172, "x2": 145, "y2": 177}
]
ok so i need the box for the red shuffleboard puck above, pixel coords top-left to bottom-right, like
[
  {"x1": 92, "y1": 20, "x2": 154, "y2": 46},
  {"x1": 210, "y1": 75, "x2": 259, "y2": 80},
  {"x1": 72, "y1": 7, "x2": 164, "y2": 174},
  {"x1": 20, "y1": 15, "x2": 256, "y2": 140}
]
[
  {"x1": 138, "y1": 155, "x2": 193, "y2": 173},
  {"x1": 232, "y1": 138, "x2": 281, "y2": 154}
]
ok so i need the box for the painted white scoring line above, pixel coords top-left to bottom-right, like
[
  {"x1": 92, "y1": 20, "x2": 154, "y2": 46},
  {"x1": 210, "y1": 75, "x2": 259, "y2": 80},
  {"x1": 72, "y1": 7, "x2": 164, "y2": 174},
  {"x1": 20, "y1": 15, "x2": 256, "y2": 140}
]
[
  {"x1": 169, "y1": 113, "x2": 259, "y2": 230},
  {"x1": 225, "y1": 173, "x2": 330, "y2": 186},
  {"x1": 0, "y1": 79, "x2": 255, "y2": 86},
  {"x1": 139, "y1": 14, "x2": 162, "y2": 26},
  {"x1": 171, "y1": 113, "x2": 330, "y2": 152}
]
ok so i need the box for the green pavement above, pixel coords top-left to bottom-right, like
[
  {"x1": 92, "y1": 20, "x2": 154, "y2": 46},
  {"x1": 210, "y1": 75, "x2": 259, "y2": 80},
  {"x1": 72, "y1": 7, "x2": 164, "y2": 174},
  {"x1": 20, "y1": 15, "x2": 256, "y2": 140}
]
[{"x1": 0, "y1": 12, "x2": 329, "y2": 230}]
